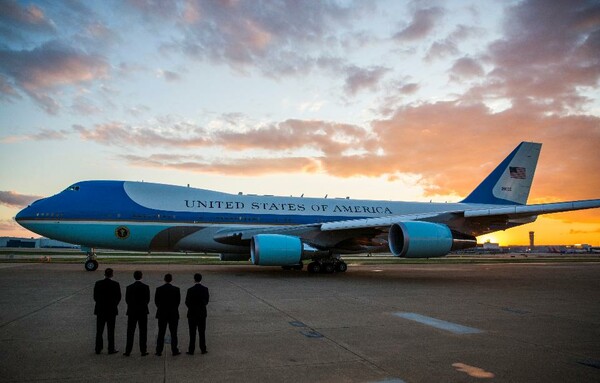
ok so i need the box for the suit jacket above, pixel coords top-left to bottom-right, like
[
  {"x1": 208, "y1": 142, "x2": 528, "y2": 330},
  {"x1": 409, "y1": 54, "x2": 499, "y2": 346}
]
[
  {"x1": 94, "y1": 278, "x2": 121, "y2": 316},
  {"x1": 155, "y1": 283, "x2": 180, "y2": 320},
  {"x1": 125, "y1": 280, "x2": 150, "y2": 316},
  {"x1": 185, "y1": 283, "x2": 209, "y2": 318}
]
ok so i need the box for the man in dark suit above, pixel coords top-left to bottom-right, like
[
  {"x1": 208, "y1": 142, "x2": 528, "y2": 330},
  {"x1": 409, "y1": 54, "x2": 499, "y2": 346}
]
[
  {"x1": 155, "y1": 273, "x2": 181, "y2": 356},
  {"x1": 124, "y1": 270, "x2": 150, "y2": 356},
  {"x1": 94, "y1": 268, "x2": 121, "y2": 354},
  {"x1": 185, "y1": 273, "x2": 210, "y2": 355}
]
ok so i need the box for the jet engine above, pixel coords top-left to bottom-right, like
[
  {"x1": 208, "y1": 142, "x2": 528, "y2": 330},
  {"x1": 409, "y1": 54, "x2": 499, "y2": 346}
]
[
  {"x1": 250, "y1": 234, "x2": 321, "y2": 266},
  {"x1": 388, "y1": 221, "x2": 475, "y2": 258}
]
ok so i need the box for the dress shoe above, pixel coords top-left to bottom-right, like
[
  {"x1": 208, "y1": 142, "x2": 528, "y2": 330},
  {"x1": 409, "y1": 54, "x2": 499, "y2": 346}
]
[
  {"x1": 141, "y1": 352, "x2": 149, "y2": 356},
  {"x1": 186, "y1": 351, "x2": 194, "y2": 355},
  {"x1": 108, "y1": 350, "x2": 119, "y2": 355},
  {"x1": 123, "y1": 352, "x2": 130, "y2": 356},
  {"x1": 201, "y1": 350, "x2": 208, "y2": 354},
  {"x1": 173, "y1": 351, "x2": 181, "y2": 356}
]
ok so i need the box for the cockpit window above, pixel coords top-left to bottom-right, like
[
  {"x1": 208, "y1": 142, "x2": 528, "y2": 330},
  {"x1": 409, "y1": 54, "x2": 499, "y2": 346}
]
[{"x1": 67, "y1": 185, "x2": 80, "y2": 191}]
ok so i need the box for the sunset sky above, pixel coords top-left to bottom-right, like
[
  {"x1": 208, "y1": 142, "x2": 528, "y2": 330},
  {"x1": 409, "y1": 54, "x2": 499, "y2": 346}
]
[{"x1": 1, "y1": 0, "x2": 599, "y2": 246}]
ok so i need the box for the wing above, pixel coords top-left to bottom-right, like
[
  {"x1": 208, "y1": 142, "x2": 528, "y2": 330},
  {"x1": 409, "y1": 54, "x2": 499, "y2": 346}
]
[
  {"x1": 211, "y1": 199, "x2": 600, "y2": 254},
  {"x1": 321, "y1": 199, "x2": 600, "y2": 236}
]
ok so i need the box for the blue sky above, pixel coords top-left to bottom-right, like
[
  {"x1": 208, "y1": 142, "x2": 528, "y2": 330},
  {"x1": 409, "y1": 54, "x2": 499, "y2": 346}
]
[{"x1": 1, "y1": 0, "x2": 599, "y2": 245}]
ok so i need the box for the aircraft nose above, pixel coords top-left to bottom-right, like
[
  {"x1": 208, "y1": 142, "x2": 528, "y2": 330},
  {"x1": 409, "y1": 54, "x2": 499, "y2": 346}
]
[
  {"x1": 15, "y1": 205, "x2": 28, "y2": 222},
  {"x1": 15, "y1": 205, "x2": 32, "y2": 228},
  {"x1": 15, "y1": 198, "x2": 44, "y2": 226}
]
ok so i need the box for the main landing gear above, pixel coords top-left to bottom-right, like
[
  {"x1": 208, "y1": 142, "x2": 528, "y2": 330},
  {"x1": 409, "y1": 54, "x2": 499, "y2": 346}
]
[
  {"x1": 84, "y1": 248, "x2": 98, "y2": 271},
  {"x1": 280, "y1": 259, "x2": 348, "y2": 274},
  {"x1": 307, "y1": 259, "x2": 347, "y2": 274}
]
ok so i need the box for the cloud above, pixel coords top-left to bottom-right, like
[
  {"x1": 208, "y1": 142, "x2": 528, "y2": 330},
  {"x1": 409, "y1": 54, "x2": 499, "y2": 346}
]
[
  {"x1": 449, "y1": 57, "x2": 484, "y2": 80},
  {"x1": 0, "y1": 41, "x2": 109, "y2": 114},
  {"x1": 481, "y1": 0, "x2": 600, "y2": 112},
  {"x1": 370, "y1": 101, "x2": 600, "y2": 201},
  {"x1": 131, "y1": 0, "x2": 362, "y2": 77},
  {"x1": 73, "y1": 121, "x2": 209, "y2": 148},
  {"x1": 158, "y1": 69, "x2": 182, "y2": 82},
  {"x1": 0, "y1": 74, "x2": 21, "y2": 102},
  {"x1": 75, "y1": 118, "x2": 378, "y2": 156},
  {"x1": 0, "y1": 191, "x2": 42, "y2": 208},
  {"x1": 122, "y1": 153, "x2": 322, "y2": 176},
  {"x1": 75, "y1": 96, "x2": 599, "y2": 203},
  {"x1": 0, "y1": 0, "x2": 55, "y2": 40},
  {"x1": 0, "y1": 129, "x2": 69, "y2": 143},
  {"x1": 425, "y1": 25, "x2": 481, "y2": 61},
  {"x1": 393, "y1": 7, "x2": 444, "y2": 42},
  {"x1": 343, "y1": 65, "x2": 391, "y2": 96}
]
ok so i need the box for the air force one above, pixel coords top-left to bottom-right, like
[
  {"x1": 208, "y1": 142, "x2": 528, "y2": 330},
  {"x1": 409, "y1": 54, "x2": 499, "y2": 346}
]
[{"x1": 15, "y1": 142, "x2": 600, "y2": 272}]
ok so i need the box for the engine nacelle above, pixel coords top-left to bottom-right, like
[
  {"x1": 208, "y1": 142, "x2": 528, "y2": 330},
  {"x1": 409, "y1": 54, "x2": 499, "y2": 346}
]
[
  {"x1": 388, "y1": 221, "x2": 469, "y2": 258},
  {"x1": 251, "y1": 234, "x2": 319, "y2": 266}
]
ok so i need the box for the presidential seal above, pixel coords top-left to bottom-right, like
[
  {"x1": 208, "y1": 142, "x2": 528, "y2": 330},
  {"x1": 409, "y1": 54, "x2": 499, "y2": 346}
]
[{"x1": 115, "y1": 226, "x2": 130, "y2": 239}]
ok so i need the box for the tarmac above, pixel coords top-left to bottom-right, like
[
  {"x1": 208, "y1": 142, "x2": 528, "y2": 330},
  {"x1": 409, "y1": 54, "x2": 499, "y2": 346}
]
[{"x1": 0, "y1": 261, "x2": 599, "y2": 382}]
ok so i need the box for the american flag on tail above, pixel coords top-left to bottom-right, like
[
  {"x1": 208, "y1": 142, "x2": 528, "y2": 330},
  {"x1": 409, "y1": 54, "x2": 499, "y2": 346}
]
[{"x1": 509, "y1": 166, "x2": 526, "y2": 179}]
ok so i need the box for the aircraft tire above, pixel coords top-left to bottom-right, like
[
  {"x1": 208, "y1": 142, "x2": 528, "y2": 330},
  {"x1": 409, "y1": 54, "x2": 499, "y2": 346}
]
[
  {"x1": 323, "y1": 263, "x2": 335, "y2": 274},
  {"x1": 336, "y1": 261, "x2": 348, "y2": 272},
  {"x1": 307, "y1": 262, "x2": 321, "y2": 273},
  {"x1": 85, "y1": 260, "x2": 98, "y2": 272}
]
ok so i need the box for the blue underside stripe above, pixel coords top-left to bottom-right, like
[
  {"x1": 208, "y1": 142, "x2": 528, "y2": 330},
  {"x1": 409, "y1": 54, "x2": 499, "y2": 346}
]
[{"x1": 24, "y1": 222, "x2": 172, "y2": 250}]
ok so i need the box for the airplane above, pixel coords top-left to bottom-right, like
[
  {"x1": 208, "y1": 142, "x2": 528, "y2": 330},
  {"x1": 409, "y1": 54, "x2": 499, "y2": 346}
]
[{"x1": 15, "y1": 142, "x2": 600, "y2": 273}]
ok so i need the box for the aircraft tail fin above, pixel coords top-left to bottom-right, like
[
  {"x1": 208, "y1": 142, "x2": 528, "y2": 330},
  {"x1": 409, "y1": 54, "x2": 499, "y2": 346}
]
[{"x1": 461, "y1": 142, "x2": 541, "y2": 205}]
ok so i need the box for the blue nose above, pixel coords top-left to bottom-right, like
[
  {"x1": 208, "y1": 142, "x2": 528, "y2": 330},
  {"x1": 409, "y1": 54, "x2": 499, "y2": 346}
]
[
  {"x1": 15, "y1": 206, "x2": 28, "y2": 222},
  {"x1": 15, "y1": 198, "x2": 44, "y2": 225}
]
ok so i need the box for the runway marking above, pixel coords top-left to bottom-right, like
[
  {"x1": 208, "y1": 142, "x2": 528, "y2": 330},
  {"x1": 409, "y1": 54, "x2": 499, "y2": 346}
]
[
  {"x1": 289, "y1": 321, "x2": 306, "y2": 327},
  {"x1": 452, "y1": 363, "x2": 494, "y2": 378},
  {"x1": 393, "y1": 312, "x2": 483, "y2": 334},
  {"x1": 300, "y1": 330, "x2": 323, "y2": 338},
  {"x1": 226, "y1": 277, "x2": 393, "y2": 377}
]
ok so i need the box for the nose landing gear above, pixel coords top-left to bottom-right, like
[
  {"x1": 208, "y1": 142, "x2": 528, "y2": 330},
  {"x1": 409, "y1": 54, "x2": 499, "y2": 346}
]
[{"x1": 84, "y1": 248, "x2": 98, "y2": 271}]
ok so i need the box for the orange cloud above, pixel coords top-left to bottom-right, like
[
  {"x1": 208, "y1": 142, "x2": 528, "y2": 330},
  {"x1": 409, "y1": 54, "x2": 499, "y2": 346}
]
[
  {"x1": 122, "y1": 154, "x2": 323, "y2": 176},
  {"x1": 91, "y1": 101, "x2": 599, "y2": 205},
  {"x1": 371, "y1": 102, "x2": 600, "y2": 201}
]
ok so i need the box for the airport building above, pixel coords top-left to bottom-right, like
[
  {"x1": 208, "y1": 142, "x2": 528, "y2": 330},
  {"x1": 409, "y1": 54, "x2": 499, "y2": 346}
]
[{"x1": 0, "y1": 237, "x2": 79, "y2": 249}]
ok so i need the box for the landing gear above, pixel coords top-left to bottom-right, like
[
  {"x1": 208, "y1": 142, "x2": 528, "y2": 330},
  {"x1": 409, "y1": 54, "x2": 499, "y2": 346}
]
[
  {"x1": 335, "y1": 261, "x2": 348, "y2": 272},
  {"x1": 84, "y1": 248, "x2": 98, "y2": 271},
  {"x1": 307, "y1": 259, "x2": 347, "y2": 274},
  {"x1": 307, "y1": 262, "x2": 321, "y2": 273},
  {"x1": 85, "y1": 259, "x2": 98, "y2": 271}
]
